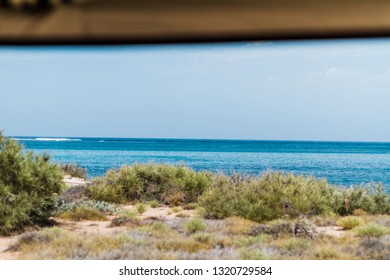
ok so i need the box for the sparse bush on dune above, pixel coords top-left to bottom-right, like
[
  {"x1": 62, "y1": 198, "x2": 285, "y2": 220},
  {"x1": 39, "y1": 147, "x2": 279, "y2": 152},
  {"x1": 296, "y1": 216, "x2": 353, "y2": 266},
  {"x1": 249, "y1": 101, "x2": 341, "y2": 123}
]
[
  {"x1": 86, "y1": 164, "x2": 390, "y2": 223},
  {"x1": 201, "y1": 172, "x2": 342, "y2": 222},
  {"x1": 184, "y1": 218, "x2": 207, "y2": 234},
  {"x1": 61, "y1": 163, "x2": 87, "y2": 179},
  {"x1": 339, "y1": 184, "x2": 390, "y2": 215},
  {"x1": 58, "y1": 206, "x2": 108, "y2": 221},
  {"x1": 56, "y1": 199, "x2": 118, "y2": 215},
  {"x1": 135, "y1": 203, "x2": 148, "y2": 215},
  {"x1": 0, "y1": 132, "x2": 64, "y2": 235},
  {"x1": 354, "y1": 223, "x2": 389, "y2": 238},
  {"x1": 336, "y1": 216, "x2": 363, "y2": 230},
  {"x1": 87, "y1": 164, "x2": 212, "y2": 205},
  {"x1": 200, "y1": 172, "x2": 390, "y2": 222}
]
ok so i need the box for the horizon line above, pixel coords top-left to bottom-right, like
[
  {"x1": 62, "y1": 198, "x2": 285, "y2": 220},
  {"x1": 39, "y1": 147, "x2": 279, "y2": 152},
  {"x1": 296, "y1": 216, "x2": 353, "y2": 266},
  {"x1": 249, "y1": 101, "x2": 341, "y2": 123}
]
[{"x1": 10, "y1": 135, "x2": 390, "y2": 144}]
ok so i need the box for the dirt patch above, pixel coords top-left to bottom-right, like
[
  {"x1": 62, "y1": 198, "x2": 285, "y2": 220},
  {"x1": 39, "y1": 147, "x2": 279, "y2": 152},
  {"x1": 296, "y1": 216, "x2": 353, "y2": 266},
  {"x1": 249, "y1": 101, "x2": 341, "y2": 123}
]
[
  {"x1": 63, "y1": 175, "x2": 88, "y2": 187},
  {"x1": 316, "y1": 226, "x2": 346, "y2": 238},
  {"x1": 0, "y1": 235, "x2": 20, "y2": 260},
  {"x1": 122, "y1": 205, "x2": 197, "y2": 220}
]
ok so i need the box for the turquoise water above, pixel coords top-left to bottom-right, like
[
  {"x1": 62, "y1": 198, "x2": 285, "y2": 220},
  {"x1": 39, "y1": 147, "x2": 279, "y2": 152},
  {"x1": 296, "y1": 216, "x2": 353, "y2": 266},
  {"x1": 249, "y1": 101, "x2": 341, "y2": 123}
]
[{"x1": 15, "y1": 137, "x2": 390, "y2": 192}]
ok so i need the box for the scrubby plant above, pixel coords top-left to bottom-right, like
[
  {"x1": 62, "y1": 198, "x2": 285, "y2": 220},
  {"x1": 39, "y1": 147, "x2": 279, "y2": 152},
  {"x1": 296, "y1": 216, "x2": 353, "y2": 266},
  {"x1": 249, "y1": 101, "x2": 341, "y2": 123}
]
[
  {"x1": 87, "y1": 164, "x2": 212, "y2": 205},
  {"x1": 0, "y1": 132, "x2": 64, "y2": 235},
  {"x1": 87, "y1": 183, "x2": 125, "y2": 204},
  {"x1": 200, "y1": 172, "x2": 390, "y2": 222},
  {"x1": 235, "y1": 235, "x2": 270, "y2": 247},
  {"x1": 149, "y1": 200, "x2": 160, "y2": 208},
  {"x1": 135, "y1": 203, "x2": 148, "y2": 215},
  {"x1": 56, "y1": 199, "x2": 118, "y2": 215},
  {"x1": 58, "y1": 206, "x2": 107, "y2": 221},
  {"x1": 339, "y1": 184, "x2": 390, "y2": 215},
  {"x1": 191, "y1": 232, "x2": 214, "y2": 244},
  {"x1": 354, "y1": 223, "x2": 389, "y2": 238},
  {"x1": 275, "y1": 237, "x2": 312, "y2": 252},
  {"x1": 336, "y1": 216, "x2": 363, "y2": 230},
  {"x1": 61, "y1": 163, "x2": 87, "y2": 179},
  {"x1": 183, "y1": 203, "x2": 199, "y2": 210},
  {"x1": 240, "y1": 249, "x2": 267, "y2": 260},
  {"x1": 184, "y1": 218, "x2": 206, "y2": 234},
  {"x1": 176, "y1": 213, "x2": 190, "y2": 218},
  {"x1": 172, "y1": 207, "x2": 182, "y2": 213},
  {"x1": 201, "y1": 172, "x2": 341, "y2": 221},
  {"x1": 110, "y1": 216, "x2": 142, "y2": 228}
]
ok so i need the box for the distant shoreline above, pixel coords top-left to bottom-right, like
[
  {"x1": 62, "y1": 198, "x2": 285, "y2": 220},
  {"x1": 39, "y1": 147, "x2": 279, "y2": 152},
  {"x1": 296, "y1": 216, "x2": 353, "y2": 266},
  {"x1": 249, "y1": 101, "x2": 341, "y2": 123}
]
[{"x1": 11, "y1": 136, "x2": 390, "y2": 144}]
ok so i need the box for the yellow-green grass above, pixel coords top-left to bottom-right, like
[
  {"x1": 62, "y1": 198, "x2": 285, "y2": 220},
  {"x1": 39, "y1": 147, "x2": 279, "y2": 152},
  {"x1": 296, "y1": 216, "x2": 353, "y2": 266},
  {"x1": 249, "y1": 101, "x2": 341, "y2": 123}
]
[
  {"x1": 184, "y1": 218, "x2": 206, "y2": 234},
  {"x1": 354, "y1": 223, "x2": 389, "y2": 237},
  {"x1": 58, "y1": 206, "x2": 107, "y2": 221},
  {"x1": 336, "y1": 216, "x2": 364, "y2": 229}
]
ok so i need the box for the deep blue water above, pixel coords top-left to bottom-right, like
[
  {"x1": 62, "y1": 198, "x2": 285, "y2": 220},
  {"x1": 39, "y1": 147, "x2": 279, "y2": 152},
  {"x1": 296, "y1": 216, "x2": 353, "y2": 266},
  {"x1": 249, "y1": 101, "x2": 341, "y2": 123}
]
[{"x1": 14, "y1": 137, "x2": 390, "y2": 192}]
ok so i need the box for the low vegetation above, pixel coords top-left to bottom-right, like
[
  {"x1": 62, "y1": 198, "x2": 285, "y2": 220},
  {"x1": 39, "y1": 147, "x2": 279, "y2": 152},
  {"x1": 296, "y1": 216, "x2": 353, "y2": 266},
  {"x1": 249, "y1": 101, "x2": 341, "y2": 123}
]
[
  {"x1": 87, "y1": 164, "x2": 212, "y2": 205},
  {"x1": 184, "y1": 218, "x2": 206, "y2": 234},
  {"x1": 86, "y1": 165, "x2": 390, "y2": 223},
  {"x1": 0, "y1": 132, "x2": 64, "y2": 235},
  {"x1": 354, "y1": 223, "x2": 389, "y2": 238},
  {"x1": 58, "y1": 206, "x2": 107, "y2": 221},
  {"x1": 336, "y1": 216, "x2": 364, "y2": 229},
  {"x1": 201, "y1": 173, "x2": 390, "y2": 222},
  {"x1": 61, "y1": 164, "x2": 87, "y2": 179}
]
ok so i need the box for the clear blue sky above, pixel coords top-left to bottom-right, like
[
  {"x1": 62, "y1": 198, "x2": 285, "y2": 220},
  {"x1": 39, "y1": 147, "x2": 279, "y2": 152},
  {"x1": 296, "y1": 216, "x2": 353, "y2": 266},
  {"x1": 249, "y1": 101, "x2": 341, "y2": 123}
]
[{"x1": 1, "y1": 39, "x2": 390, "y2": 141}]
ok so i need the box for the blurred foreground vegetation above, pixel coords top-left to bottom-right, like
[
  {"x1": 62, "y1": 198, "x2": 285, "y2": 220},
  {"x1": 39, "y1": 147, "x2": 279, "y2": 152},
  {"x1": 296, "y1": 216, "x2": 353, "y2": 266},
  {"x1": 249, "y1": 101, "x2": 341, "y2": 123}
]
[{"x1": 0, "y1": 132, "x2": 64, "y2": 235}]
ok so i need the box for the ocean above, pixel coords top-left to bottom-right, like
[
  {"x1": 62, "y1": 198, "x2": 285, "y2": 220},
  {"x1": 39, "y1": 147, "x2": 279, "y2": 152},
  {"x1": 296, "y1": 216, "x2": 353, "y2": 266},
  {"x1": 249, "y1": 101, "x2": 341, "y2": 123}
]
[{"x1": 14, "y1": 137, "x2": 390, "y2": 192}]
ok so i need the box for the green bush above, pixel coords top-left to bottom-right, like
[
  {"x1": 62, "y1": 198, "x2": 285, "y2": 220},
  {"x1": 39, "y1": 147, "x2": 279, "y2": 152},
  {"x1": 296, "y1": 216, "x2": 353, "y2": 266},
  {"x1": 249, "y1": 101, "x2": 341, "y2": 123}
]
[
  {"x1": 0, "y1": 132, "x2": 64, "y2": 235},
  {"x1": 339, "y1": 184, "x2": 390, "y2": 215},
  {"x1": 87, "y1": 164, "x2": 212, "y2": 205},
  {"x1": 200, "y1": 172, "x2": 390, "y2": 222},
  {"x1": 56, "y1": 199, "x2": 118, "y2": 215},
  {"x1": 135, "y1": 203, "x2": 148, "y2": 215},
  {"x1": 184, "y1": 218, "x2": 206, "y2": 234},
  {"x1": 354, "y1": 223, "x2": 389, "y2": 238},
  {"x1": 336, "y1": 216, "x2": 363, "y2": 230},
  {"x1": 201, "y1": 172, "x2": 342, "y2": 221},
  {"x1": 58, "y1": 206, "x2": 107, "y2": 221}
]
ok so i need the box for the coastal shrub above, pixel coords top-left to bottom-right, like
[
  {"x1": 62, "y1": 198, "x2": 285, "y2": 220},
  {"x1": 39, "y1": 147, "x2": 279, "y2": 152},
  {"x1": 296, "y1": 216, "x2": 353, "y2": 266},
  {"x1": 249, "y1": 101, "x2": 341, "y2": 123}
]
[
  {"x1": 275, "y1": 237, "x2": 312, "y2": 252},
  {"x1": 201, "y1": 172, "x2": 390, "y2": 222},
  {"x1": 61, "y1": 163, "x2": 87, "y2": 179},
  {"x1": 354, "y1": 223, "x2": 389, "y2": 238},
  {"x1": 56, "y1": 199, "x2": 118, "y2": 215},
  {"x1": 336, "y1": 216, "x2": 363, "y2": 230},
  {"x1": 58, "y1": 206, "x2": 107, "y2": 221},
  {"x1": 176, "y1": 213, "x2": 190, "y2": 218},
  {"x1": 87, "y1": 183, "x2": 125, "y2": 204},
  {"x1": 183, "y1": 203, "x2": 198, "y2": 210},
  {"x1": 59, "y1": 185, "x2": 87, "y2": 203},
  {"x1": 201, "y1": 172, "x2": 341, "y2": 222},
  {"x1": 110, "y1": 216, "x2": 142, "y2": 228},
  {"x1": 135, "y1": 203, "x2": 148, "y2": 215},
  {"x1": 149, "y1": 200, "x2": 160, "y2": 208},
  {"x1": 88, "y1": 164, "x2": 212, "y2": 205},
  {"x1": 240, "y1": 249, "x2": 267, "y2": 260},
  {"x1": 339, "y1": 184, "x2": 390, "y2": 215},
  {"x1": 184, "y1": 218, "x2": 206, "y2": 234},
  {"x1": 191, "y1": 232, "x2": 214, "y2": 244},
  {"x1": 0, "y1": 132, "x2": 64, "y2": 235}
]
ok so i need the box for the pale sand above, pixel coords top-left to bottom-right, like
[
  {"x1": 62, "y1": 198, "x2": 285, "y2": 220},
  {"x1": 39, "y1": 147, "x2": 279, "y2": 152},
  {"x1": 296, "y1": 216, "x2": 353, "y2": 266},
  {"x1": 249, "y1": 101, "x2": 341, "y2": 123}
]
[{"x1": 62, "y1": 175, "x2": 88, "y2": 187}]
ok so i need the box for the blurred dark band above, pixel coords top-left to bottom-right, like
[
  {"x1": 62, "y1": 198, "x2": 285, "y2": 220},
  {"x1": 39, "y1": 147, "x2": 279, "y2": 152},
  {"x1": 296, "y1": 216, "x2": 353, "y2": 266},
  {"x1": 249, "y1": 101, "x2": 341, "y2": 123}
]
[{"x1": 1, "y1": 0, "x2": 390, "y2": 45}]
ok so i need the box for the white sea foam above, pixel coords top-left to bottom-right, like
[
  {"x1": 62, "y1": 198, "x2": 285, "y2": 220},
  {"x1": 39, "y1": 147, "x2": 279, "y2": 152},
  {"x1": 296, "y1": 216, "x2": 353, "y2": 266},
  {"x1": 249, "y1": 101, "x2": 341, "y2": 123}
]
[{"x1": 34, "y1": 138, "x2": 82, "y2": 142}]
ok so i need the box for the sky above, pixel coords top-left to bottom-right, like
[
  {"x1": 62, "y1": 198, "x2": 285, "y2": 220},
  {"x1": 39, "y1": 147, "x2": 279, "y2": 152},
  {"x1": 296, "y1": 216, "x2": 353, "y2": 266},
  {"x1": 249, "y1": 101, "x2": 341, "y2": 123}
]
[{"x1": 1, "y1": 39, "x2": 390, "y2": 141}]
